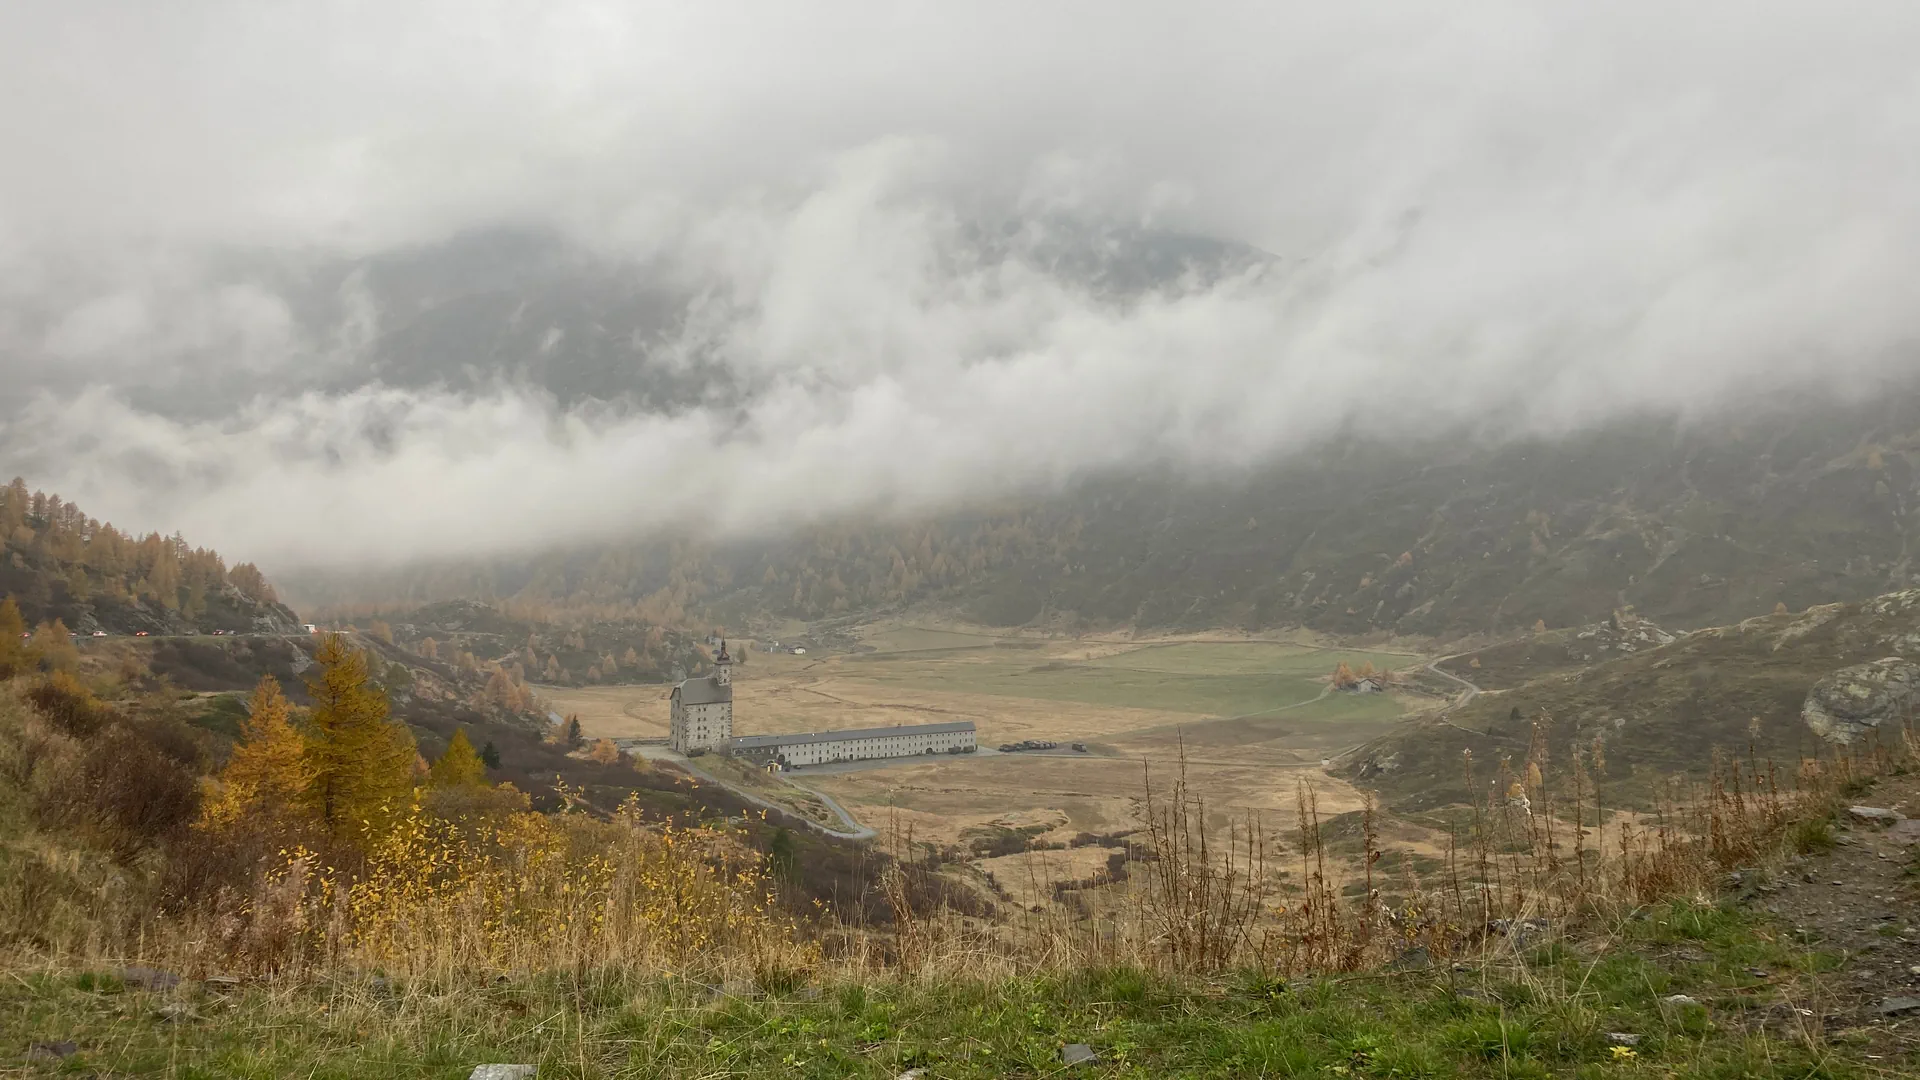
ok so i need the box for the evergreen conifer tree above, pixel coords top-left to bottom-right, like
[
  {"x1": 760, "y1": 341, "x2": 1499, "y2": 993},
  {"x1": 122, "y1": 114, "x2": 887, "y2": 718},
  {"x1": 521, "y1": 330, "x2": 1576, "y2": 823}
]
[{"x1": 480, "y1": 739, "x2": 501, "y2": 770}]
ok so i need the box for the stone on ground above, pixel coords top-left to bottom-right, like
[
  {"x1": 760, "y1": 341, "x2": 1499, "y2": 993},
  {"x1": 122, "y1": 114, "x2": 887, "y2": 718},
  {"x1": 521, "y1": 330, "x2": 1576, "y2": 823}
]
[{"x1": 1802, "y1": 658, "x2": 1920, "y2": 744}]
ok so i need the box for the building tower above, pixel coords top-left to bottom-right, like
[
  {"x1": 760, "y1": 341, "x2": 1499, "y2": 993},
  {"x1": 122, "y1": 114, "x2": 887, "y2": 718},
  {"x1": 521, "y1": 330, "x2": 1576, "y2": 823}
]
[{"x1": 668, "y1": 639, "x2": 734, "y2": 753}]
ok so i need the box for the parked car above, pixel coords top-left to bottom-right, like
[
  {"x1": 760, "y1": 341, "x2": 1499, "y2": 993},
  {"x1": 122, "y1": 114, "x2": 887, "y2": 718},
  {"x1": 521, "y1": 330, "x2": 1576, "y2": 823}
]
[
  {"x1": 91, "y1": 630, "x2": 108, "y2": 637},
  {"x1": 134, "y1": 631, "x2": 149, "y2": 637}
]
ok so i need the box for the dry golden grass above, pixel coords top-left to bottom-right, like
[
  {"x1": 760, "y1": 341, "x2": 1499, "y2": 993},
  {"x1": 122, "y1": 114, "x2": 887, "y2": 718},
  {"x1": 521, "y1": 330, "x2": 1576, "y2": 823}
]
[{"x1": 807, "y1": 751, "x2": 1371, "y2": 850}]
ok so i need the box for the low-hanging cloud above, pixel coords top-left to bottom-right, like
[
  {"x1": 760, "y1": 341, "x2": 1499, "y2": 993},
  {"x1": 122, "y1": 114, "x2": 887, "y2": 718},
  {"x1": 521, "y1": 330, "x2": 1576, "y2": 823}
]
[{"x1": 3, "y1": 2, "x2": 1919, "y2": 568}]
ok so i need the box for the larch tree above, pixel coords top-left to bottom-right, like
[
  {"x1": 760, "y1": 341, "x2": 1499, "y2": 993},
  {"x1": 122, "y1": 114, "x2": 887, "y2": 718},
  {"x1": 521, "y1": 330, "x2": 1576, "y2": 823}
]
[
  {"x1": 428, "y1": 728, "x2": 488, "y2": 788},
  {"x1": 304, "y1": 634, "x2": 417, "y2": 850},
  {"x1": 30, "y1": 619, "x2": 79, "y2": 672},
  {"x1": 0, "y1": 596, "x2": 26, "y2": 679},
  {"x1": 201, "y1": 675, "x2": 318, "y2": 834},
  {"x1": 588, "y1": 738, "x2": 621, "y2": 765}
]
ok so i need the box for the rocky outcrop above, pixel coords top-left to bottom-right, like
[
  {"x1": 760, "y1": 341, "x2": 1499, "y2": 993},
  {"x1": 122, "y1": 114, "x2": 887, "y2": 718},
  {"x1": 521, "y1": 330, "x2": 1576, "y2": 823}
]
[{"x1": 1802, "y1": 657, "x2": 1920, "y2": 745}]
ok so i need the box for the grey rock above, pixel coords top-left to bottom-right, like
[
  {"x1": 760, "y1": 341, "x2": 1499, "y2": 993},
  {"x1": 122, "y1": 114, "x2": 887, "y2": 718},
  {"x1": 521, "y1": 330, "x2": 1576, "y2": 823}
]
[
  {"x1": 469, "y1": 1068, "x2": 538, "y2": 1080},
  {"x1": 1663, "y1": 994, "x2": 1701, "y2": 1007},
  {"x1": 155, "y1": 1002, "x2": 198, "y2": 1023},
  {"x1": 121, "y1": 965, "x2": 181, "y2": 991},
  {"x1": 895, "y1": 1071, "x2": 927, "y2": 1080},
  {"x1": 1745, "y1": 968, "x2": 1770, "y2": 978},
  {"x1": 1874, "y1": 997, "x2": 1920, "y2": 1016},
  {"x1": 1389, "y1": 946, "x2": 1431, "y2": 971},
  {"x1": 1062, "y1": 1043, "x2": 1096, "y2": 1066},
  {"x1": 203, "y1": 974, "x2": 243, "y2": 990},
  {"x1": 1803, "y1": 658, "x2": 1920, "y2": 745},
  {"x1": 1889, "y1": 819, "x2": 1920, "y2": 844},
  {"x1": 1848, "y1": 806, "x2": 1903, "y2": 824},
  {"x1": 1604, "y1": 1033, "x2": 1641, "y2": 1047},
  {"x1": 28, "y1": 1041, "x2": 78, "y2": 1060}
]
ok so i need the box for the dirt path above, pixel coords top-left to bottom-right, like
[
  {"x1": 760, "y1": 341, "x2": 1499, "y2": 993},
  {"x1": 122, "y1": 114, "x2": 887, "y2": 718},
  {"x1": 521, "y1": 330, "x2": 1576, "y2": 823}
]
[{"x1": 1738, "y1": 770, "x2": 1920, "y2": 1051}]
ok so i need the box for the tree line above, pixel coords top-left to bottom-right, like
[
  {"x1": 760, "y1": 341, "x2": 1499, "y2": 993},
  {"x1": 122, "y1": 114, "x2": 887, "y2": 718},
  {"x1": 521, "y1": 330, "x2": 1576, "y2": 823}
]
[{"x1": 2, "y1": 477, "x2": 278, "y2": 618}]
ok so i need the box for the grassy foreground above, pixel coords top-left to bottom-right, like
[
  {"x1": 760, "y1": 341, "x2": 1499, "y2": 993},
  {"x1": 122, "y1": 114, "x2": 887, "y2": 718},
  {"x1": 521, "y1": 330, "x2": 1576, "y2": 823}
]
[{"x1": 4, "y1": 901, "x2": 1891, "y2": 1079}]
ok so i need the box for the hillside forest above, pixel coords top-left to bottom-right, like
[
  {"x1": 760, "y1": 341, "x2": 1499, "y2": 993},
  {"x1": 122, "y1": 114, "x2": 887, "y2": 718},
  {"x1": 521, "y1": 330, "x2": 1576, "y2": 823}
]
[{"x1": 1, "y1": 478, "x2": 299, "y2": 635}]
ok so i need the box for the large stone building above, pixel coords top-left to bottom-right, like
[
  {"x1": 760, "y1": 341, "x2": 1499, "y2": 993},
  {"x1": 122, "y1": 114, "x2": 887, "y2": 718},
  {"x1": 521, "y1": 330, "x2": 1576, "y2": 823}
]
[
  {"x1": 668, "y1": 640, "x2": 733, "y2": 752},
  {"x1": 729, "y1": 721, "x2": 977, "y2": 768}
]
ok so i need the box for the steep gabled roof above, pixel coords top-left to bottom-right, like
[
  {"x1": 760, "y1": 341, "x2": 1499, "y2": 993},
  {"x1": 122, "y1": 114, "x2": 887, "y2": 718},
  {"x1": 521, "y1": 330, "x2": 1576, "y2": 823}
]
[{"x1": 673, "y1": 675, "x2": 732, "y2": 705}]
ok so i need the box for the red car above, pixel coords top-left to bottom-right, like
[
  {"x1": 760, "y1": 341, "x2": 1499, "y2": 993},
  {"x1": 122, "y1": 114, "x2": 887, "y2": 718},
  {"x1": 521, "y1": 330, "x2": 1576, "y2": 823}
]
[{"x1": 134, "y1": 631, "x2": 149, "y2": 637}]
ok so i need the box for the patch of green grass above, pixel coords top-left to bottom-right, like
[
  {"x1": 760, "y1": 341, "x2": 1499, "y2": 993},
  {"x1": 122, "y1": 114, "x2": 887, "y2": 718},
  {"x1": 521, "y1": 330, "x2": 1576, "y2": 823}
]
[
  {"x1": 1, "y1": 902, "x2": 1901, "y2": 1078},
  {"x1": 1084, "y1": 642, "x2": 1416, "y2": 677},
  {"x1": 842, "y1": 643, "x2": 1421, "y2": 719},
  {"x1": 186, "y1": 692, "x2": 249, "y2": 739},
  {"x1": 1790, "y1": 815, "x2": 1837, "y2": 855},
  {"x1": 847, "y1": 655, "x2": 1330, "y2": 716}
]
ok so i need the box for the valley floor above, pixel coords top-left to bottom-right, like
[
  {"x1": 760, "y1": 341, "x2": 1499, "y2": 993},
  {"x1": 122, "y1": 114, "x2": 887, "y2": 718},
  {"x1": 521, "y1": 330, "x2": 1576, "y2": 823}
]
[{"x1": 545, "y1": 624, "x2": 1429, "y2": 852}]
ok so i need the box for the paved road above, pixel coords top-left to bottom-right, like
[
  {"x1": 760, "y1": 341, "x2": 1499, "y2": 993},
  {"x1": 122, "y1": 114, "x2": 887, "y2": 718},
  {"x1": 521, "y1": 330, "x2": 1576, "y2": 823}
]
[
  {"x1": 631, "y1": 744, "x2": 875, "y2": 841},
  {"x1": 1423, "y1": 653, "x2": 1490, "y2": 736},
  {"x1": 1425, "y1": 655, "x2": 1481, "y2": 713},
  {"x1": 784, "y1": 782, "x2": 875, "y2": 841}
]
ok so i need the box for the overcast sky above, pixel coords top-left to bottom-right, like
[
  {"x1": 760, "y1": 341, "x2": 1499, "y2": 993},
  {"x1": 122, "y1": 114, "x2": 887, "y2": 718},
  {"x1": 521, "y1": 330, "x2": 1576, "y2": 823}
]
[{"x1": 3, "y1": 2, "x2": 1919, "y2": 567}]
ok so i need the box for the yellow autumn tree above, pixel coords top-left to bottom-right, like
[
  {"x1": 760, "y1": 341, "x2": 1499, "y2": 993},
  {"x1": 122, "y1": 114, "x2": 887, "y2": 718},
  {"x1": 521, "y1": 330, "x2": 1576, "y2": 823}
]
[
  {"x1": 588, "y1": 738, "x2": 622, "y2": 765},
  {"x1": 304, "y1": 634, "x2": 417, "y2": 850},
  {"x1": 0, "y1": 596, "x2": 26, "y2": 680},
  {"x1": 1330, "y1": 660, "x2": 1356, "y2": 688},
  {"x1": 428, "y1": 728, "x2": 488, "y2": 788},
  {"x1": 201, "y1": 675, "x2": 318, "y2": 834},
  {"x1": 30, "y1": 619, "x2": 79, "y2": 672}
]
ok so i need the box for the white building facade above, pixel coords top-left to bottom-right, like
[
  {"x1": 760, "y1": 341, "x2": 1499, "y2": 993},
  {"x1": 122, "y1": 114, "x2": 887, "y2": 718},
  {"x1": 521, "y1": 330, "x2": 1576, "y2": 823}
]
[
  {"x1": 729, "y1": 721, "x2": 976, "y2": 768},
  {"x1": 668, "y1": 641, "x2": 733, "y2": 752}
]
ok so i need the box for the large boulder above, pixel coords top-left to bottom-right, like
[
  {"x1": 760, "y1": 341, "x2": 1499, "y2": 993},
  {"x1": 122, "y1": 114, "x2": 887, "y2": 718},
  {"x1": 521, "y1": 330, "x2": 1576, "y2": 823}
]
[{"x1": 1802, "y1": 657, "x2": 1920, "y2": 745}]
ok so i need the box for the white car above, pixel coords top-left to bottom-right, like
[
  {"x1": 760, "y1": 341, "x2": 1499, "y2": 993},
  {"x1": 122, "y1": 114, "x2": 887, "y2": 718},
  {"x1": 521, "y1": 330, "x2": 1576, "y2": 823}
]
[{"x1": 92, "y1": 631, "x2": 107, "y2": 637}]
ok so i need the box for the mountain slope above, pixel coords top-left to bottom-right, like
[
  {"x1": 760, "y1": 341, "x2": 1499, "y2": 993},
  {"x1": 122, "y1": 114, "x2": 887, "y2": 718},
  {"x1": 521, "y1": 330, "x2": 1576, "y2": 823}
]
[
  {"x1": 1338, "y1": 587, "x2": 1920, "y2": 811},
  {"x1": 1, "y1": 479, "x2": 301, "y2": 635},
  {"x1": 286, "y1": 386, "x2": 1920, "y2": 641}
]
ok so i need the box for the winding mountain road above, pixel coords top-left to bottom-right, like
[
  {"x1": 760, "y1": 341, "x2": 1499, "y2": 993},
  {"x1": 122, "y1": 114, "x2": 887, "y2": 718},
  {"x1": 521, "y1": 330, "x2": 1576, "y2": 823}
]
[{"x1": 1425, "y1": 654, "x2": 1486, "y2": 729}]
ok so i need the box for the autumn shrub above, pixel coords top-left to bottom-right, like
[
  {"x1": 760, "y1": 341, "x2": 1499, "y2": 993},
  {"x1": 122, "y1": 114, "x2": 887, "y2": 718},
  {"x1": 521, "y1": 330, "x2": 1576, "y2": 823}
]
[
  {"x1": 44, "y1": 724, "x2": 201, "y2": 860},
  {"x1": 187, "y1": 791, "x2": 813, "y2": 981},
  {"x1": 24, "y1": 670, "x2": 117, "y2": 738}
]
